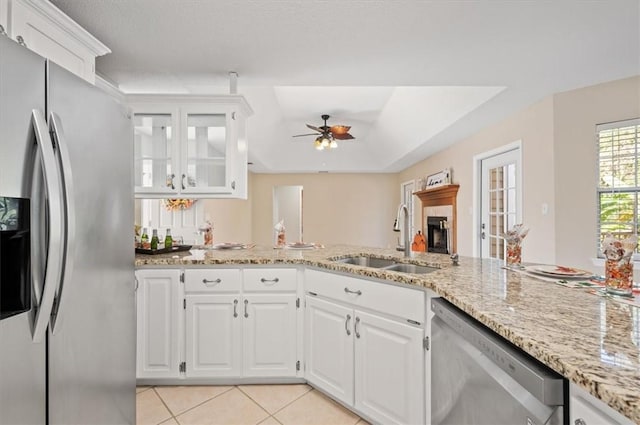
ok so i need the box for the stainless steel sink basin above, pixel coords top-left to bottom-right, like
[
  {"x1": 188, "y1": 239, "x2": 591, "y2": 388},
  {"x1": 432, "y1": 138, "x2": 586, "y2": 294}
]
[
  {"x1": 383, "y1": 263, "x2": 439, "y2": 274},
  {"x1": 335, "y1": 256, "x2": 396, "y2": 268}
]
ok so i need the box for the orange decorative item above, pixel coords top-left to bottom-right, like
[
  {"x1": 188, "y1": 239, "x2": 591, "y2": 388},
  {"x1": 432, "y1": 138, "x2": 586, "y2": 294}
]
[
  {"x1": 163, "y1": 198, "x2": 196, "y2": 211},
  {"x1": 411, "y1": 231, "x2": 426, "y2": 252},
  {"x1": 602, "y1": 233, "x2": 637, "y2": 296}
]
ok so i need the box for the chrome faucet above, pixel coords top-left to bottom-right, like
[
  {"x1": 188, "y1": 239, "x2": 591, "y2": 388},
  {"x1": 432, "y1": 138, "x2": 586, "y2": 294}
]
[{"x1": 393, "y1": 204, "x2": 411, "y2": 257}]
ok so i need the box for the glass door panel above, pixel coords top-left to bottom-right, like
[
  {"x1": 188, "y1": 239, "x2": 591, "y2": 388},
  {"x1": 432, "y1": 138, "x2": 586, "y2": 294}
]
[
  {"x1": 184, "y1": 113, "x2": 227, "y2": 190},
  {"x1": 134, "y1": 114, "x2": 174, "y2": 191}
]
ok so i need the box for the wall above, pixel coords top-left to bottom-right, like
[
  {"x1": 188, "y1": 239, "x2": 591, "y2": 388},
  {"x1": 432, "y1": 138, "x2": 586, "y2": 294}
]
[
  {"x1": 249, "y1": 173, "x2": 398, "y2": 247},
  {"x1": 398, "y1": 97, "x2": 556, "y2": 264},
  {"x1": 554, "y1": 76, "x2": 640, "y2": 272},
  {"x1": 200, "y1": 196, "x2": 253, "y2": 244}
]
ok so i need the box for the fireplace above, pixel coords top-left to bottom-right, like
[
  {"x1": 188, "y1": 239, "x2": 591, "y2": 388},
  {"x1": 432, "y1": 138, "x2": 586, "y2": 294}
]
[{"x1": 427, "y1": 216, "x2": 449, "y2": 254}]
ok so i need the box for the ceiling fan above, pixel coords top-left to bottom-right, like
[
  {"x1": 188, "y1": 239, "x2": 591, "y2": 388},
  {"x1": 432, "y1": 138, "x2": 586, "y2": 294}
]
[{"x1": 293, "y1": 114, "x2": 355, "y2": 150}]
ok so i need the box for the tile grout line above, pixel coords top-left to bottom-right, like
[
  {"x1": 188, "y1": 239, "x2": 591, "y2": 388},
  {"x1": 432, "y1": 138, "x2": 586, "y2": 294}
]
[
  {"x1": 151, "y1": 386, "x2": 175, "y2": 425},
  {"x1": 235, "y1": 385, "x2": 276, "y2": 420},
  {"x1": 237, "y1": 384, "x2": 314, "y2": 419},
  {"x1": 157, "y1": 385, "x2": 236, "y2": 422}
]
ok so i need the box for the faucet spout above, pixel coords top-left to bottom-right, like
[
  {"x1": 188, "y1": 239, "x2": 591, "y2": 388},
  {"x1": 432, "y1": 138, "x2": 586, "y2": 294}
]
[{"x1": 394, "y1": 204, "x2": 411, "y2": 257}]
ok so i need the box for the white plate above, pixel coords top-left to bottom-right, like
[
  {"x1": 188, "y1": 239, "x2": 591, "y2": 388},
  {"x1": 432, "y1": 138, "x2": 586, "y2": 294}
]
[
  {"x1": 211, "y1": 243, "x2": 245, "y2": 250},
  {"x1": 526, "y1": 265, "x2": 592, "y2": 277},
  {"x1": 285, "y1": 242, "x2": 316, "y2": 249}
]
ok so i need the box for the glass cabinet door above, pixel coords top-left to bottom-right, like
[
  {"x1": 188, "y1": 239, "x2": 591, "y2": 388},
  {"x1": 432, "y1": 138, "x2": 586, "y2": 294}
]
[
  {"x1": 182, "y1": 112, "x2": 231, "y2": 192},
  {"x1": 133, "y1": 113, "x2": 176, "y2": 192}
]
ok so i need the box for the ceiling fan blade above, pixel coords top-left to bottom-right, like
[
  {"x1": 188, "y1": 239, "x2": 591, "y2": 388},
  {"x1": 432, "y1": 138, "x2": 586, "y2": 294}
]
[
  {"x1": 306, "y1": 124, "x2": 322, "y2": 132},
  {"x1": 330, "y1": 125, "x2": 351, "y2": 135},
  {"x1": 332, "y1": 133, "x2": 355, "y2": 140},
  {"x1": 292, "y1": 133, "x2": 320, "y2": 137}
]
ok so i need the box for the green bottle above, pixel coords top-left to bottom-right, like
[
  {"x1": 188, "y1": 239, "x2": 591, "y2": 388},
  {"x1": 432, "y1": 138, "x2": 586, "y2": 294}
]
[
  {"x1": 164, "y1": 228, "x2": 173, "y2": 249},
  {"x1": 150, "y1": 229, "x2": 159, "y2": 250}
]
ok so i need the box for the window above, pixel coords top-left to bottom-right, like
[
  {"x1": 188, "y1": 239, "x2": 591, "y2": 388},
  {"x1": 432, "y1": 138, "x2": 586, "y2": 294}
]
[{"x1": 597, "y1": 118, "x2": 639, "y2": 259}]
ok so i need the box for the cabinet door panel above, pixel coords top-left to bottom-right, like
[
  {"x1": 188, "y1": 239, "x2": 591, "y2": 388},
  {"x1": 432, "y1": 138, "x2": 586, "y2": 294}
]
[
  {"x1": 355, "y1": 310, "x2": 424, "y2": 425},
  {"x1": 136, "y1": 270, "x2": 182, "y2": 378},
  {"x1": 243, "y1": 294, "x2": 297, "y2": 377},
  {"x1": 185, "y1": 294, "x2": 241, "y2": 377},
  {"x1": 305, "y1": 296, "x2": 354, "y2": 406}
]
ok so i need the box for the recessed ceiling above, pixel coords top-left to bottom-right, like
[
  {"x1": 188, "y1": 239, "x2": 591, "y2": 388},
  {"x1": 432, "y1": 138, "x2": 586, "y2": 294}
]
[{"x1": 51, "y1": 0, "x2": 640, "y2": 173}]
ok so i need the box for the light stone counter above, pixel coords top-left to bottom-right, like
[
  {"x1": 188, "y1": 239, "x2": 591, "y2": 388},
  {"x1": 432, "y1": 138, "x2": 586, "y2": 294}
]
[{"x1": 136, "y1": 244, "x2": 640, "y2": 423}]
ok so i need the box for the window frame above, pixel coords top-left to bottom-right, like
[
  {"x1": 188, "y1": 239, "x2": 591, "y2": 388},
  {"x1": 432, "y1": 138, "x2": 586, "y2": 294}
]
[{"x1": 596, "y1": 118, "x2": 639, "y2": 261}]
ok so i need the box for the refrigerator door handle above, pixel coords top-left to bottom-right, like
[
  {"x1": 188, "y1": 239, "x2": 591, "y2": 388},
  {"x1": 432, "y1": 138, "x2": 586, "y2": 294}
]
[
  {"x1": 30, "y1": 109, "x2": 65, "y2": 343},
  {"x1": 48, "y1": 112, "x2": 75, "y2": 332}
]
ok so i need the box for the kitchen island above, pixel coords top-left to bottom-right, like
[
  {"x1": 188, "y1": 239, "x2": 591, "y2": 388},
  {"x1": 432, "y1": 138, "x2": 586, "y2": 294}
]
[{"x1": 136, "y1": 245, "x2": 640, "y2": 423}]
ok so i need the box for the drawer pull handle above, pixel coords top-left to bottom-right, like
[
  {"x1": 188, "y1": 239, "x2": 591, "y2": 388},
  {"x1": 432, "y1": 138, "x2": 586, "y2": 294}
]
[
  {"x1": 244, "y1": 299, "x2": 249, "y2": 318},
  {"x1": 203, "y1": 278, "x2": 222, "y2": 285},
  {"x1": 233, "y1": 299, "x2": 238, "y2": 318},
  {"x1": 345, "y1": 314, "x2": 351, "y2": 336},
  {"x1": 355, "y1": 316, "x2": 361, "y2": 338},
  {"x1": 260, "y1": 277, "x2": 279, "y2": 285},
  {"x1": 344, "y1": 287, "x2": 362, "y2": 296}
]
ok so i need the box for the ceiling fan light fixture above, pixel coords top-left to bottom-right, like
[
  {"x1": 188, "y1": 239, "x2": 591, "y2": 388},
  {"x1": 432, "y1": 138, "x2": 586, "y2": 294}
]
[
  {"x1": 321, "y1": 136, "x2": 331, "y2": 148},
  {"x1": 314, "y1": 137, "x2": 324, "y2": 150},
  {"x1": 329, "y1": 140, "x2": 338, "y2": 149}
]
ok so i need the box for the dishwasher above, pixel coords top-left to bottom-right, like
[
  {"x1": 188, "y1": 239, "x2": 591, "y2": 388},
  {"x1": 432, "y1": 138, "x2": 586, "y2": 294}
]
[{"x1": 431, "y1": 298, "x2": 567, "y2": 425}]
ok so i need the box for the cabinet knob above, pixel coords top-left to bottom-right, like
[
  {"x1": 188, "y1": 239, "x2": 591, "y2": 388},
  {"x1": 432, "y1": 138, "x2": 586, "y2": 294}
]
[{"x1": 16, "y1": 35, "x2": 27, "y2": 47}]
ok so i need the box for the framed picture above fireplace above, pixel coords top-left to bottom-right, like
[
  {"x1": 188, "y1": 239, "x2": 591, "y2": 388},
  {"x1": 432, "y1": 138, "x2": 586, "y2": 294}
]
[{"x1": 425, "y1": 168, "x2": 451, "y2": 188}]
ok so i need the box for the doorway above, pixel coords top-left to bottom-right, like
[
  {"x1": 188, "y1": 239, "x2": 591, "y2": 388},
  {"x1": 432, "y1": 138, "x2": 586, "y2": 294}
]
[{"x1": 475, "y1": 143, "x2": 522, "y2": 259}]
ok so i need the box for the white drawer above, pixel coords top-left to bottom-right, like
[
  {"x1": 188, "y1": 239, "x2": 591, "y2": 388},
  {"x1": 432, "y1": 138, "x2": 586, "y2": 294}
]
[
  {"x1": 184, "y1": 269, "x2": 241, "y2": 293},
  {"x1": 243, "y1": 268, "x2": 297, "y2": 292},
  {"x1": 305, "y1": 269, "x2": 425, "y2": 324}
]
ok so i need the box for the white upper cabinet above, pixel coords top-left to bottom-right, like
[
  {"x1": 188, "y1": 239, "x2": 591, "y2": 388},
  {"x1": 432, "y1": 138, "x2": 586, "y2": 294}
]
[
  {"x1": 0, "y1": 0, "x2": 109, "y2": 83},
  {"x1": 128, "y1": 95, "x2": 252, "y2": 199}
]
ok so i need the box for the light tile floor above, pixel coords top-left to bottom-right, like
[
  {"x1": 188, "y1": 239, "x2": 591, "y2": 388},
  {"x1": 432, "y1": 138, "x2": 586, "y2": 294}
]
[{"x1": 136, "y1": 384, "x2": 370, "y2": 425}]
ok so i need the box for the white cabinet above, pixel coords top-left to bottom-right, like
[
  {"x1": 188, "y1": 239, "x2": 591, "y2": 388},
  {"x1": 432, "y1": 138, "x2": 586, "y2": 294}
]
[
  {"x1": 128, "y1": 95, "x2": 252, "y2": 199},
  {"x1": 185, "y1": 294, "x2": 242, "y2": 377},
  {"x1": 304, "y1": 270, "x2": 426, "y2": 425},
  {"x1": 570, "y1": 383, "x2": 634, "y2": 425},
  {"x1": 354, "y1": 311, "x2": 424, "y2": 425},
  {"x1": 305, "y1": 296, "x2": 354, "y2": 406},
  {"x1": 182, "y1": 267, "x2": 299, "y2": 379},
  {"x1": 0, "y1": 0, "x2": 109, "y2": 83},
  {"x1": 135, "y1": 269, "x2": 182, "y2": 379},
  {"x1": 243, "y1": 294, "x2": 298, "y2": 377}
]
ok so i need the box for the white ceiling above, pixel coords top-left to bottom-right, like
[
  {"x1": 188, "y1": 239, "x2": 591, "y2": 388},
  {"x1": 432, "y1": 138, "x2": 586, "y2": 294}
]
[{"x1": 51, "y1": 0, "x2": 640, "y2": 173}]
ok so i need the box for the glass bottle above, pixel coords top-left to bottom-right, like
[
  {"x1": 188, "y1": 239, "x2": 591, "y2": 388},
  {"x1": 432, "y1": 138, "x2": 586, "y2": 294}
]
[
  {"x1": 164, "y1": 228, "x2": 173, "y2": 249},
  {"x1": 140, "y1": 228, "x2": 149, "y2": 248},
  {"x1": 150, "y1": 229, "x2": 159, "y2": 250}
]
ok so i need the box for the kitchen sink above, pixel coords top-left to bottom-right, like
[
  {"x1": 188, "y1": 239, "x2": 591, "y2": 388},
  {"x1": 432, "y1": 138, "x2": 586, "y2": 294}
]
[
  {"x1": 335, "y1": 256, "x2": 396, "y2": 268},
  {"x1": 383, "y1": 263, "x2": 439, "y2": 274}
]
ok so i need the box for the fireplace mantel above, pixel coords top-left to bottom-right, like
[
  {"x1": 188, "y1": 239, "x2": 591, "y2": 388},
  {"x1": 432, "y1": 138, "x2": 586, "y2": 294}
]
[{"x1": 414, "y1": 184, "x2": 459, "y2": 254}]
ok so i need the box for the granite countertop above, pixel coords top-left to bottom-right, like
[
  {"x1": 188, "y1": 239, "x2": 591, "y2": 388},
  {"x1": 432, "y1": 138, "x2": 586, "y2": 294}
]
[{"x1": 136, "y1": 244, "x2": 640, "y2": 423}]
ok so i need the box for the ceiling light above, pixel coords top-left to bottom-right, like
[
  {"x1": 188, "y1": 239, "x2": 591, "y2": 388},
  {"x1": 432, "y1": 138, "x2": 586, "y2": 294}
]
[
  {"x1": 321, "y1": 136, "x2": 330, "y2": 147},
  {"x1": 329, "y1": 140, "x2": 338, "y2": 149},
  {"x1": 314, "y1": 137, "x2": 324, "y2": 150}
]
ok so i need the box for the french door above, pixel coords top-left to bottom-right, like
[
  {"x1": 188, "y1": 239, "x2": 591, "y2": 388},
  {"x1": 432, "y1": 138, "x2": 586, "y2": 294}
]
[{"x1": 479, "y1": 148, "x2": 521, "y2": 259}]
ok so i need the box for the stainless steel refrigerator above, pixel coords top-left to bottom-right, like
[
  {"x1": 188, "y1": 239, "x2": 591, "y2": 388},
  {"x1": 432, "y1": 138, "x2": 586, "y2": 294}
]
[{"x1": 0, "y1": 35, "x2": 135, "y2": 424}]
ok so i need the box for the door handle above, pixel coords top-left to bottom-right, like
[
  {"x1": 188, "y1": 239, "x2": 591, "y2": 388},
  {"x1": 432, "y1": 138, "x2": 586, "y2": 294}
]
[
  {"x1": 244, "y1": 299, "x2": 249, "y2": 318},
  {"x1": 181, "y1": 173, "x2": 186, "y2": 190},
  {"x1": 355, "y1": 316, "x2": 361, "y2": 339},
  {"x1": 345, "y1": 314, "x2": 351, "y2": 336},
  {"x1": 47, "y1": 113, "x2": 75, "y2": 333},
  {"x1": 30, "y1": 110, "x2": 64, "y2": 343},
  {"x1": 233, "y1": 299, "x2": 238, "y2": 318},
  {"x1": 168, "y1": 173, "x2": 175, "y2": 190}
]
